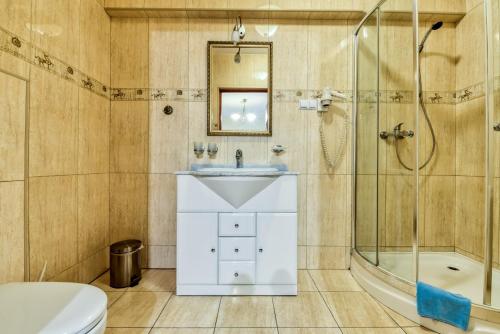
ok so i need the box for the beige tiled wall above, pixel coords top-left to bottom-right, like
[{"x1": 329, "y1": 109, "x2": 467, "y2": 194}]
[
  {"x1": 0, "y1": 0, "x2": 111, "y2": 283},
  {"x1": 0, "y1": 70, "x2": 26, "y2": 283},
  {"x1": 0, "y1": 0, "x2": 30, "y2": 284},
  {"x1": 110, "y1": 16, "x2": 354, "y2": 269},
  {"x1": 108, "y1": 1, "x2": 489, "y2": 270},
  {"x1": 1, "y1": 0, "x2": 496, "y2": 282}
]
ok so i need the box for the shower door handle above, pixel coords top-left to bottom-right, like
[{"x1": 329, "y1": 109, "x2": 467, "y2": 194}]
[{"x1": 494, "y1": 123, "x2": 500, "y2": 131}]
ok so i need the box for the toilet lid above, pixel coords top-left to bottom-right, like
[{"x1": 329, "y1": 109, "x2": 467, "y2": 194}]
[{"x1": 0, "y1": 282, "x2": 107, "y2": 334}]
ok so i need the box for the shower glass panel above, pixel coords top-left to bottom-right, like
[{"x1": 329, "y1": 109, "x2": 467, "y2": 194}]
[
  {"x1": 354, "y1": 0, "x2": 499, "y2": 310},
  {"x1": 377, "y1": 0, "x2": 418, "y2": 282},
  {"x1": 489, "y1": 0, "x2": 500, "y2": 309},
  {"x1": 416, "y1": 5, "x2": 488, "y2": 305},
  {"x1": 354, "y1": 9, "x2": 379, "y2": 266},
  {"x1": 354, "y1": 0, "x2": 418, "y2": 282}
]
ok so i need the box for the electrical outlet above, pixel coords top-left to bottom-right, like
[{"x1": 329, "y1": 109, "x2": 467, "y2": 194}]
[{"x1": 299, "y1": 99, "x2": 318, "y2": 110}]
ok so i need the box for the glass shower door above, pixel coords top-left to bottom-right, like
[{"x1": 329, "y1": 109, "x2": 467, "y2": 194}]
[
  {"x1": 488, "y1": 0, "x2": 500, "y2": 308},
  {"x1": 354, "y1": 9, "x2": 380, "y2": 265},
  {"x1": 354, "y1": 0, "x2": 419, "y2": 283},
  {"x1": 377, "y1": 0, "x2": 418, "y2": 282}
]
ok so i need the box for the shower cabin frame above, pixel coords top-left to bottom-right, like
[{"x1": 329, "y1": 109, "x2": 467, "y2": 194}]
[{"x1": 351, "y1": 0, "x2": 496, "y2": 309}]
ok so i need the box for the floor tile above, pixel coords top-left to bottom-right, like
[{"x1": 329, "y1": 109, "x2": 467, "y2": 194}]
[
  {"x1": 92, "y1": 271, "x2": 128, "y2": 292},
  {"x1": 105, "y1": 328, "x2": 151, "y2": 334},
  {"x1": 129, "y1": 269, "x2": 176, "y2": 292},
  {"x1": 155, "y1": 296, "x2": 220, "y2": 327},
  {"x1": 107, "y1": 292, "x2": 172, "y2": 327},
  {"x1": 298, "y1": 270, "x2": 317, "y2": 292},
  {"x1": 381, "y1": 305, "x2": 418, "y2": 327},
  {"x1": 215, "y1": 329, "x2": 278, "y2": 334},
  {"x1": 341, "y1": 329, "x2": 405, "y2": 334},
  {"x1": 322, "y1": 292, "x2": 397, "y2": 327},
  {"x1": 402, "y1": 327, "x2": 437, "y2": 334},
  {"x1": 308, "y1": 270, "x2": 362, "y2": 292},
  {"x1": 150, "y1": 329, "x2": 215, "y2": 334},
  {"x1": 278, "y1": 329, "x2": 341, "y2": 334},
  {"x1": 105, "y1": 291, "x2": 125, "y2": 308},
  {"x1": 216, "y1": 296, "x2": 276, "y2": 328},
  {"x1": 273, "y1": 292, "x2": 337, "y2": 328}
]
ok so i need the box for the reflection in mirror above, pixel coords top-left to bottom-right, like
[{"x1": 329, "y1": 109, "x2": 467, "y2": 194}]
[
  {"x1": 219, "y1": 89, "x2": 268, "y2": 131},
  {"x1": 208, "y1": 42, "x2": 272, "y2": 136}
]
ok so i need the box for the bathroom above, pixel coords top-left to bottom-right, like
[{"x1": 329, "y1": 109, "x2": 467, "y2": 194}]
[{"x1": 0, "y1": 0, "x2": 499, "y2": 333}]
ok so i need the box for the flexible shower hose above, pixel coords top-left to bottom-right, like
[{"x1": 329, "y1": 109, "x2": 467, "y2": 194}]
[
  {"x1": 320, "y1": 109, "x2": 349, "y2": 169},
  {"x1": 394, "y1": 59, "x2": 437, "y2": 171}
]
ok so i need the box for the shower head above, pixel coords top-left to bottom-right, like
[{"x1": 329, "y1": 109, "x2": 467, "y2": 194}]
[
  {"x1": 432, "y1": 21, "x2": 443, "y2": 30},
  {"x1": 419, "y1": 21, "x2": 443, "y2": 53},
  {"x1": 234, "y1": 48, "x2": 241, "y2": 64}
]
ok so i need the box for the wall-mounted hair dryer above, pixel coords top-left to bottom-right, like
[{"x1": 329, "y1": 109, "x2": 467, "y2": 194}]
[
  {"x1": 318, "y1": 87, "x2": 347, "y2": 112},
  {"x1": 317, "y1": 87, "x2": 349, "y2": 170}
]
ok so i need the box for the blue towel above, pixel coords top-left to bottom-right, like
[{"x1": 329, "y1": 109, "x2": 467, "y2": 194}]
[{"x1": 417, "y1": 282, "x2": 471, "y2": 331}]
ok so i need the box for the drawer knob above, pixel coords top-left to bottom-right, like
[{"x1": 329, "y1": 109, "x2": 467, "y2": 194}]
[
  {"x1": 234, "y1": 223, "x2": 239, "y2": 228},
  {"x1": 211, "y1": 248, "x2": 216, "y2": 253},
  {"x1": 234, "y1": 248, "x2": 239, "y2": 253},
  {"x1": 234, "y1": 272, "x2": 239, "y2": 277},
  {"x1": 259, "y1": 248, "x2": 263, "y2": 253}
]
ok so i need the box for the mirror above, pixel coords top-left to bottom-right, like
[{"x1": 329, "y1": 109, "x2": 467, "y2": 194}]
[{"x1": 208, "y1": 41, "x2": 272, "y2": 136}]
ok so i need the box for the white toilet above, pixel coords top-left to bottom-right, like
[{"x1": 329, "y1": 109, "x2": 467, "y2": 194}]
[{"x1": 0, "y1": 282, "x2": 107, "y2": 334}]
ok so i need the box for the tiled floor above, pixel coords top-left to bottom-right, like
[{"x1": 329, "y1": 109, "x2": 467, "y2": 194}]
[{"x1": 92, "y1": 269, "x2": 436, "y2": 334}]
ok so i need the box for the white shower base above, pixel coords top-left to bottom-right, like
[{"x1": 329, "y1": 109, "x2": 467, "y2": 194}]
[
  {"x1": 361, "y1": 251, "x2": 500, "y2": 307},
  {"x1": 351, "y1": 252, "x2": 500, "y2": 334}
]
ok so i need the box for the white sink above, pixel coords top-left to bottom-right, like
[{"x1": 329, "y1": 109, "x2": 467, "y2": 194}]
[
  {"x1": 197, "y1": 167, "x2": 279, "y2": 173},
  {"x1": 197, "y1": 176, "x2": 277, "y2": 208},
  {"x1": 181, "y1": 164, "x2": 289, "y2": 208}
]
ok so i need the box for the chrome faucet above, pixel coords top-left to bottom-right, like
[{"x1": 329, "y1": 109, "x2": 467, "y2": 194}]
[
  {"x1": 380, "y1": 122, "x2": 414, "y2": 140},
  {"x1": 236, "y1": 149, "x2": 243, "y2": 168}
]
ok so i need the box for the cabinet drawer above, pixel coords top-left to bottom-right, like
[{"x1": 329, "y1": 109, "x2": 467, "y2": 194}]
[
  {"x1": 219, "y1": 237, "x2": 255, "y2": 261},
  {"x1": 219, "y1": 213, "x2": 256, "y2": 236},
  {"x1": 219, "y1": 262, "x2": 255, "y2": 285}
]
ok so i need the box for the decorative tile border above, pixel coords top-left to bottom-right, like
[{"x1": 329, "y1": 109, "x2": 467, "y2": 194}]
[
  {"x1": 422, "y1": 91, "x2": 456, "y2": 104},
  {"x1": 109, "y1": 88, "x2": 353, "y2": 103},
  {"x1": 455, "y1": 82, "x2": 485, "y2": 103},
  {"x1": 0, "y1": 26, "x2": 491, "y2": 106},
  {"x1": 110, "y1": 88, "x2": 207, "y2": 102},
  {"x1": 109, "y1": 86, "x2": 485, "y2": 105},
  {"x1": 0, "y1": 26, "x2": 109, "y2": 99},
  {"x1": 0, "y1": 29, "x2": 31, "y2": 64},
  {"x1": 357, "y1": 83, "x2": 486, "y2": 105}
]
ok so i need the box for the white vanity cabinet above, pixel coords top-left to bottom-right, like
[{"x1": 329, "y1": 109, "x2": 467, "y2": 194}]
[
  {"x1": 256, "y1": 213, "x2": 297, "y2": 285},
  {"x1": 177, "y1": 213, "x2": 218, "y2": 285},
  {"x1": 176, "y1": 174, "x2": 297, "y2": 295}
]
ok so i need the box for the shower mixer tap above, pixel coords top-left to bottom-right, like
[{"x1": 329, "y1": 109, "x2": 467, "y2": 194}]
[{"x1": 380, "y1": 123, "x2": 414, "y2": 140}]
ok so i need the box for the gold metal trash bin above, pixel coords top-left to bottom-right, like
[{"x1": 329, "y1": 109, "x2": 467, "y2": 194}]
[{"x1": 110, "y1": 239, "x2": 143, "y2": 288}]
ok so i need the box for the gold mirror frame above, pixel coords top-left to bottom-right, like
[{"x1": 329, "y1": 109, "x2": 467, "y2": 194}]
[{"x1": 207, "y1": 41, "x2": 273, "y2": 137}]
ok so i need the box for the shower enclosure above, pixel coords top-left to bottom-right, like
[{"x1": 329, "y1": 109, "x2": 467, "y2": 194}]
[{"x1": 352, "y1": 0, "x2": 499, "y2": 314}]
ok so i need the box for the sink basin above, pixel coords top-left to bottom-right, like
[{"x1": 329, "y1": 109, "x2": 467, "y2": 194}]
[
  {"x1": 197, "y1": 176, "x2": 277, "y2": 208},
  {"x1": 197, "y1": 167, "x2": 279, "y2": 173},
  {"x1": 178, "y1": 164, "x2": 294, "y2": 208},
  {"x1": 191, "y1": 164, "x2": 287, "y2": 173}
]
